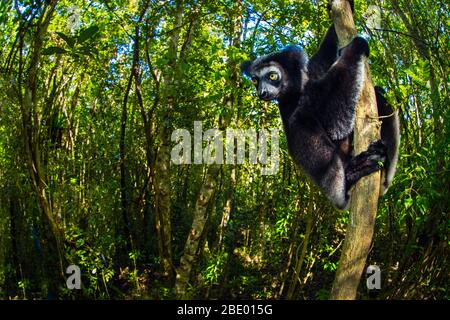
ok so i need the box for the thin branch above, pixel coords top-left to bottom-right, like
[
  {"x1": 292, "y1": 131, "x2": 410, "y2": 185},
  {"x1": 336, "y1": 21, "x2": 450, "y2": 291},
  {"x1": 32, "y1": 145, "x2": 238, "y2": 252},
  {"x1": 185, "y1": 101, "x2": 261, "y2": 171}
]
[{"x1": 370, "y1": 27, "x2": 429, "y2": 46}]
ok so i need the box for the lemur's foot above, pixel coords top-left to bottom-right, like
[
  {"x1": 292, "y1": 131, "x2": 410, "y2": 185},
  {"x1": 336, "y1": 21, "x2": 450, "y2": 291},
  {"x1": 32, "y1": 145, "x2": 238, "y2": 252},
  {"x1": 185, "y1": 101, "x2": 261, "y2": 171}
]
[
  {"x1": 345, "y1": 140, "x2": 387, "y2": 188},
  {"x1": 347, "y1": 140, "x2": 386, "y2": 169},
  {"x1": 366, "y1": 139, "x2": 387, "y2": 164},
  {"x1": 339, "y1": 36, "x2": 370, "y2": 60},
  {"x1": 350, "y1": 37, "x2": 370, "y2": 57}
]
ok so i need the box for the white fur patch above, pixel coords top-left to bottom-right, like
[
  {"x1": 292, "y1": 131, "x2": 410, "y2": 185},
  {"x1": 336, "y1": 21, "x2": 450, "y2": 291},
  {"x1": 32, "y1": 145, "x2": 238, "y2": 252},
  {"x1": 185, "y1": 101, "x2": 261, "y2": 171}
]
[
  {"x1": 254, "y1": 65, "x2": 282, "y2": 78},
  {"x1": 352, "y1": 60, "x2": 365, "y2": 106},
  {"x1": 381, "y1": 110, "x2": 400, "y2": 195},
  {"x1": 300, "y1": 69, "x2": 309, "y2": 91},
  {"x1": 321, "y1": 156, "x2": 348, "y2": 209}
]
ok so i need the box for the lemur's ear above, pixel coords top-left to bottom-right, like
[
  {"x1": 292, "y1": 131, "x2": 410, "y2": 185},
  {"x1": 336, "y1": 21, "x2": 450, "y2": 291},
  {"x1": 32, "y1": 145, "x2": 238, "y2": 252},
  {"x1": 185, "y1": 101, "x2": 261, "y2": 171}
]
[
  {"x1": 281, "y1": 46, "x2": 309, "y2": 69},
  {"x1": 240, "y1": 60, "x2": 253, "y2": 77}
]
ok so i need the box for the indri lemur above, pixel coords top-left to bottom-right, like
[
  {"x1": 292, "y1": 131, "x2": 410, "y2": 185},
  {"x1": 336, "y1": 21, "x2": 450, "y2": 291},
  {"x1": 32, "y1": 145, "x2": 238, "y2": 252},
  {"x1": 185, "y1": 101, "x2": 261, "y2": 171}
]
[{"x1": 241, "y1": 26, "x2": 400, "y2": 209}]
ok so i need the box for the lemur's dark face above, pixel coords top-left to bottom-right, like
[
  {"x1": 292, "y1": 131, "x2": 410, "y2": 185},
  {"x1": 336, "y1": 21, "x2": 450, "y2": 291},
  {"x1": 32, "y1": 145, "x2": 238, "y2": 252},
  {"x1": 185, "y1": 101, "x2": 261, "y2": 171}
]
[
  {"x1": 241, "y1": 46, "x2": 308, "y2": 102},
  {"x1": 249, "y1": 62, "x2": 287, "y2": 101}
]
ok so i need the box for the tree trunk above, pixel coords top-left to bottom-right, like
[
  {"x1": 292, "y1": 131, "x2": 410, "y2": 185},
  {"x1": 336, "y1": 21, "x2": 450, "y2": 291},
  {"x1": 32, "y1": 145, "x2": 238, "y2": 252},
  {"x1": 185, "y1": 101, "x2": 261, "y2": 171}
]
[
  {"x1": 119, "y1": 35, "x2": 136, "y2": 255},
  {"x1": 329, "y1": 0, "x2": 381, "y2": 300},
  {"x1": 175, "y1": 164, "x2": 221, "y2": 298},
  {"x1": 286, "y1": 193, "x2": 315, "y2": 299},
  {"x1": 153, "y1": 0, "x2": 185, "y2": 279},
  {"x1": 216, "y1": 167, "x2": 235, "y2": 251},
  {"x1": 118, "y1": 4, "x2": 149, "y2": 259}
]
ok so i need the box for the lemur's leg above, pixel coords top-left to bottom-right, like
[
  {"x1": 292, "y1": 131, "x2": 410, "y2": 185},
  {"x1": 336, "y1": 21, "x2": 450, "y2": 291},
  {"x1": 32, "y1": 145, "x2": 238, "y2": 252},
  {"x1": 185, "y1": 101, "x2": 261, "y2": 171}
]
[
  {"x1": 289, "y1": 113, "x2": 349, "y2": 210},
  {"x1": 310, "y1": 36, "x2": 369, "y2": 141},
  {"x1": 307, "y1": 25, "x2": 339, "y2": 80},
  {"x1": 320, "y1": 154, "x2": 349, "y2": 210},
  {"x1": 290, "y1": 114, "x2": 385, "y2": 210},
  {"x1": 306, "y1": 36, "x2": 387, "y2": 207}
]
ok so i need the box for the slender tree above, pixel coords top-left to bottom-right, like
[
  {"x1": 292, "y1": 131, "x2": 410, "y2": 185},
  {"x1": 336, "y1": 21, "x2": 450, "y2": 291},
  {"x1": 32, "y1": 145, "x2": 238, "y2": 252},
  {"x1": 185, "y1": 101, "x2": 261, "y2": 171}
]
[
  {"x1": 329, "y1": 0, "x2": 382, "y2": 300},
  {"x1": 175, "y1": 0, "x2": 244, "y2": 298},
  {"x1": 153, "y1": 1, "x2": 185, "y2": 279},
  {"x1": 16, "y1": 1, "x2": 66, "y2": 296}
]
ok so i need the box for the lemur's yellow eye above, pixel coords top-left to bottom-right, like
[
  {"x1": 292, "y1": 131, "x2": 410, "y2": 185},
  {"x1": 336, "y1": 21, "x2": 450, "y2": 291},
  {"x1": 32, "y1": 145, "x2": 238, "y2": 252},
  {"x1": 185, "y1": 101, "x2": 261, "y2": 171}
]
[
  {"x1": 252, "y1": 78, "x2": 258, "y2": 85},
  {"x1": 269, "y1": 73, "x2": 278, "y2": 81}
]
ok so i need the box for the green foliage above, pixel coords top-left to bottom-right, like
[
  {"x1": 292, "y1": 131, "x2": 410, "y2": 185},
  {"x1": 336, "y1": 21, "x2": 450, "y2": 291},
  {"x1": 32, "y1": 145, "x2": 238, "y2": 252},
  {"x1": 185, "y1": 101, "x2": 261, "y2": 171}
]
[
  {"x1": 203, "y1": 250, "x2": 228, "y2": 285},
  {"x1": 43, "y1": 25, "x2": 100, "y2": 59},
  {"x1": 42, "y1": 46, "x2": 68, "y2": 55},
  {"x1": 78, "y1": 25, "x2": 99, "y2": 43}
]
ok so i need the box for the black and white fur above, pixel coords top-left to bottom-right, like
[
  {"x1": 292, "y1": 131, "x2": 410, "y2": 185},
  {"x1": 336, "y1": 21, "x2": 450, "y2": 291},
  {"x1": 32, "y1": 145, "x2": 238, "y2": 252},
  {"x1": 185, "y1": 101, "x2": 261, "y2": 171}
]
[{"x1": 241, "y1": 26, "x2": 400, "y2": 209}]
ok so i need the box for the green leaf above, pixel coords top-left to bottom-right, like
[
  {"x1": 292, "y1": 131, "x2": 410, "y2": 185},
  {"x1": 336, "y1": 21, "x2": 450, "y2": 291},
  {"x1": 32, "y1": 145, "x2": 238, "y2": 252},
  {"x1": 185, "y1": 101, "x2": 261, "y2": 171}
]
[
  {"x1": 404, "y1": 198, "x2": 413, "y2": 209},
  {"x1": 78, "y1": 25, "x2": 99, "y2": 43},
  {"x1": 42, "y1": 46, "x2": 68, "y2": 55},
  {"x1": 78, "y1": 46, "x2": 99, "y2": 57},
  {"x1": 56, "y1": 31, "x2": 75, "y2": 48}
]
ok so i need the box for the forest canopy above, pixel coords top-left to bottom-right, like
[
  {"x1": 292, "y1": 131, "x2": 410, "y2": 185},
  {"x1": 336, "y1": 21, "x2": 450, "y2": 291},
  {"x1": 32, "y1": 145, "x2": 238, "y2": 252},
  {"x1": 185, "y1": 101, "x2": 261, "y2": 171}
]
[{"x1": 0, "y1": 0, "x2": 448, "y2": 300}]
